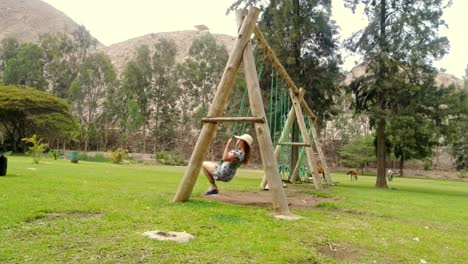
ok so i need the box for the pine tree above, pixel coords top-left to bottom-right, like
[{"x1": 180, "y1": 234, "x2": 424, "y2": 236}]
[{"x1": 344, "y1": 0, "x2": 450, "y2": 187}]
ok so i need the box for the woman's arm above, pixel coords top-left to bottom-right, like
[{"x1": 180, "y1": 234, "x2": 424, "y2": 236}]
[{"x1": 222, "y1": 139, "x2": 236, "y2": 161}]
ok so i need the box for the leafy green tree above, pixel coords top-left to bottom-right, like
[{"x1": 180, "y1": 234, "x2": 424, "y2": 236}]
[
  {"x1": 387, "y1": 116, "x2": 439, "y2": 176},
  {"x1": 39, "y1": 33, "x2": 76, "y2": 98},
  {"x1": 68, "y1": 52, "x2": 117, "y2": 151},
  {"x1": 97, "y1": 77, "x2": 122, "y2": 151},
  {"x1": 339, "y1": 135, "x2": 376, "y2": 174},
  {"x1": 0, "y1": 85, "x2": 78, "y2": 152},
  {"x1": 0, "y1": 38, "x2": 19, "y2": 82},
  {"x1": 181, "y1": 33, "x2": 228, "y2": 126},
  {"x1": 3, "y1": 43, "x2": 46, "y2": 90},
  {"x1": 152, "y1": 38, "x2": 179, "y2": 149},
  {"x1": 176, "y1": 64, "x2": 194, "y2": 135},
  {"x1": 121, "y1": 45, "x2": 153, "y2": 153},
  {"x1": 43, "y1": 26, "x2": 97, "y2": 99},
  {"x1": 344, "y1": 0, "x2": 450, "y2": 187},
  {"x1": 22, "y1": 134, "x2": 48, "y2": 164},
  {"x1": 444, "y1": 66, "x2": 468, "y2": 170}
]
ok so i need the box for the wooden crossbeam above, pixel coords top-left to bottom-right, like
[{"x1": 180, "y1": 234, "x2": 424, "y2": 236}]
[
  {"x1": 278, "y1": 142, "x2": 310, "y2": 147},
  {"x1": 202, "y1": 117, "x2": 264, "y2": 123}
]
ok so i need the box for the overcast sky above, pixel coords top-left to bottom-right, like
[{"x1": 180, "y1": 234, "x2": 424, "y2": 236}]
[{"x1": 42, "y1": 0, "x2": 467, "y2": 78}]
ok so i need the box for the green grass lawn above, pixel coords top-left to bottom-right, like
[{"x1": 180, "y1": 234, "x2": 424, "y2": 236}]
[{"x1": 1, "y1": 156, "x2": 467, "y2": 263}]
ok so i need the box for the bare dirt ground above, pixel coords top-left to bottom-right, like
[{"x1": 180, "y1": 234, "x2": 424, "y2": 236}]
[
  {"x1": 315, "y1": 244, "x2": 368, "y2": 262},
  {"x1": 201, "y1": 184, "x2": 336, "y2": 210}
]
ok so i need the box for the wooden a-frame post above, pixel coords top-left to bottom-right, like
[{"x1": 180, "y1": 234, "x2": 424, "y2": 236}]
[{"x1": 174, "y1": 7, "x2": 291, "y2": 216}]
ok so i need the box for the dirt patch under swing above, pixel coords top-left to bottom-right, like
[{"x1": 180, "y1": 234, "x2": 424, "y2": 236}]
[
  {"x1": 201, "y1": 185, "x2": 337, "y2": 210},
  {"x1": 315, "y1": 244, "x2": 367, "y2": 262}
]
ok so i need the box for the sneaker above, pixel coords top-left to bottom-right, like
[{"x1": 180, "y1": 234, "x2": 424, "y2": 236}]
[{"x1": 205, "y1": 189, "x2": 219, "y2": 195}]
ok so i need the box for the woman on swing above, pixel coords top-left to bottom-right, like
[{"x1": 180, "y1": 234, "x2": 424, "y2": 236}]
[{"x1": 202, "y1": 134, "x2": 252, "y2": 195}]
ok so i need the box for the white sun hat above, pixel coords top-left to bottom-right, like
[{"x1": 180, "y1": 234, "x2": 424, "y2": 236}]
[{"x1": 234, "y1": 134, "x2": 253, "y2": 148}]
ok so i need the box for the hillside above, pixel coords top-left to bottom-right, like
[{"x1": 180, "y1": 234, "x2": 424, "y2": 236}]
[
  {"x1": 0, "y1": 0, "x2": 82, "y2": 43},
  {"x1": 101, "y1": 30, "x2": 235, "y2": 74}
]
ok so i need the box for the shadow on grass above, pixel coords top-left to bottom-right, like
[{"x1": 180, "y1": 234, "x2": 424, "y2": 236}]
[{"x1": 0, "y1": 173, "x2": 20, "y2": 178}]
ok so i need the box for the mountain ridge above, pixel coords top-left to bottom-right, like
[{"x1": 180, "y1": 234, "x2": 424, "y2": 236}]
[
  {"x1": 101, "y1": 30, "x2": 235, "y2": 74},
  {"x1": 0, "y1": 0, "x2": 82, "y2": 43}
]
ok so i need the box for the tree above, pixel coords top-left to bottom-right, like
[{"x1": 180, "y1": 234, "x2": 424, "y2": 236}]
[
  {"x1": 261, "y1": 0, "x2": 341, "y2": 119},
  {"x1": 181, "y1": 33, "x2": 228, "y2": 126},
  {"x1": 387, "y1": 115, "x2": 438, "y2": 176},
  {"x1": 344, "y1": 0, "x2": 450, "y2": 188},
  {"x1": 39, "y1": 33, "x2": 76, "y2": 98},
  {"x1": 0, "y1": 38, "x2": 19, "y2": 82},
  {"x1": 444, "y1": 66, "x2": 468, "y2": 170},
  {"x1": 68, "y1": 52, "x2": 117, "y2": 151},
  {"x1": 3, "y1": 42, "x2": 46, "y2": 90},
  {"x1": 0, "y1": 85, "x2": 78, "y2": 152},
  {"x1": 42, "y1": 26, "x2": 97, "y2": 99},
  {"x1": 121, "y1": 45, "x2": 153, "y2": 153},
  {"x1": 339, "y1": 135, "x2": 376, "y2": 174},
  {"x1": 152, "y1": 38, "x2": 179, "y2": 149}
]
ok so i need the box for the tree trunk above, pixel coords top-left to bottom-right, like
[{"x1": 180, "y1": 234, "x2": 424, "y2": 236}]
[
  {"x1": 399, "y1": 157, "x2": 404, "y2": 177},
  {"x1": 142, "y1": 120, "x2": 146, "y2": 153},
  {"x1": 375, "y1": 0, "x2": 388, "y2": 189},
  {"x1": 376, "y1": 118, "x2": 388, "y2": 188},
  {"x1": 104, "y1": 124, "x2": 108, "y2": 151}
]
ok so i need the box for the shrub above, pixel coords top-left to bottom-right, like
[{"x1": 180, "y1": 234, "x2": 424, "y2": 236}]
[
  {"x1": 78, "y1": 153, "x2": 110, "y2": 163},
  {"x1": 108, "y1": 148, "x2": 126, "y2": 164},
  {"x1": 21, "y1": 134, "x2": 47, "y2": 164},
  {"x1": 155, "y1": 150, "x2": 186, "y2": 166},
  {"x1": 49, "y1": 149, "x2": 60, "y2": 160}
]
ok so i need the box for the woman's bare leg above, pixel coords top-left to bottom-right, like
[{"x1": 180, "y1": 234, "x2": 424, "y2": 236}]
[{"x1": 202, "y1": 161, "x2": 218, "y2": 190}]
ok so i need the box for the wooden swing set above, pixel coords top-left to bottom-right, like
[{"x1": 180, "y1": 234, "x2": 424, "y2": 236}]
[{"x1": 174, "y1": 7, "x2": 332, "y2": 216}]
